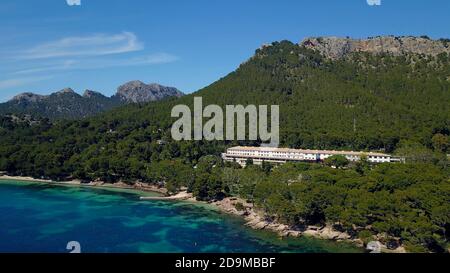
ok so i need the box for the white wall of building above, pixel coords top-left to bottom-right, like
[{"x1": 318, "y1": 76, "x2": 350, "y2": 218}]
[{"x1": 223, "y1": 146, "x2": 397, "y2": 166}]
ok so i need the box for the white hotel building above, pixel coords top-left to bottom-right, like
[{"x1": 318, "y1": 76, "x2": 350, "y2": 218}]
[{"x1": 222, "y1": 146, "x2": 402, "y2": 166}]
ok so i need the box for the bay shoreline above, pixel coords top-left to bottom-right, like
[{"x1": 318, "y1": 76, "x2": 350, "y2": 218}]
[{"x1": 0, "y1": 175, "x2": 405, "y2": 253}]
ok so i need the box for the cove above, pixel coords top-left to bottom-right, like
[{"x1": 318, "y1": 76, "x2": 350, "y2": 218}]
[{"x1": 0, "y1": 180, "x2": 363, "y2": 253}]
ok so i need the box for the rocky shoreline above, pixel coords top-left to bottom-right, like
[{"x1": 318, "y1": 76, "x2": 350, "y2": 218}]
[
  {"x1": 0, "y1": 176, "x2": 406, "y2": 253},
  {"x1": 208, "y1": 196, "x2": 407, "y2": 253}
]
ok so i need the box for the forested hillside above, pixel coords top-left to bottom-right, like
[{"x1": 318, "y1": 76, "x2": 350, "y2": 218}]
[
  {"x1": 194, "y1": 40, "x2": 450, "y2": 151},
  {"x1": 0, "y1": 37, "x2": 449, "y2": 252},
  {"x1": 1, "y1": 37, "x2": 449, "y2": 182}
]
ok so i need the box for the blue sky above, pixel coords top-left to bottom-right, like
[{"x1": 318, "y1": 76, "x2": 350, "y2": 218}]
[{"x1": 0, "y1": 0, "x2": 449, "y2": 102}]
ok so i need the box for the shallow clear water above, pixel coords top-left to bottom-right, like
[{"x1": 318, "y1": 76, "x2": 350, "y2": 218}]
[{"x1": 0, "y1": 180, "x2": 362, "y2": 253}]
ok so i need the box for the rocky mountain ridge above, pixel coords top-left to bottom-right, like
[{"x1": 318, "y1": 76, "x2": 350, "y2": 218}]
[
  {"x1": 300, "y1": 36, "x2": 450, "y2": 59},
  {"x1": 0, "y1": 81, "x2": 184, "y2": 120},
  {"x1": 115, "y1": 81, "x2": 183, "y2": 103}
]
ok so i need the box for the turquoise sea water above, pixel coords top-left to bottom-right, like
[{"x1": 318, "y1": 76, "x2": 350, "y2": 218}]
[{"x1": 0, "y1": 180, "x2": 362, "y2": 253}]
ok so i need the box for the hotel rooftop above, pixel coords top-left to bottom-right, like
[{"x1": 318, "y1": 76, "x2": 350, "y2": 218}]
[
  {"x1": 223, "y1": 146, "x2": 402, "y2": 166},
  {"x1": 227, "y1": 146, "x2": 391, "y2": 157}
]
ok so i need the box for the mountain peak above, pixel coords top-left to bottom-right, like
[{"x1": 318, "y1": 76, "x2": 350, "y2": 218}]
[
  {"x1": 0, "y1": 81, "x2": 184, "y2": 120},
  {"x1": 56, "y1": 88, "x2": 76, "y2": 94},
  {"x1": 10, "y1": 92, "x2": 45, "y2": 103},
  {"x1": 116, "y1": 81, "x2": 183, "y2": 103},
  {"x1": 300, "y1": 36, "x2": 450, "y2": 59},
  {"x1": 83, "y1": 90, "x2": 105, "y2": 98},
  {"x1": 124, "y1": 80, "x2": 146, "y2": 86}
]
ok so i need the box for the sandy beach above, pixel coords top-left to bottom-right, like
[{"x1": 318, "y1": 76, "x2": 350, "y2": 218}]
[{"x1": 0, "y1": 175, "x2": 167, "y2": 195}]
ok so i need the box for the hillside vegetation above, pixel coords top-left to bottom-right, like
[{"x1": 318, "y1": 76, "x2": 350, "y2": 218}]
[{"x1": 0, "y1": 38, "x2": 449, "y2": 252}]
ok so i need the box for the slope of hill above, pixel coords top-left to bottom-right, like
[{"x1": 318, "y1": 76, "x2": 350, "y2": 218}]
[
  {"x1": 0, "y1": 82, "x2": 183, "y2": 120},
  {"x1": 1, "y1": 36, "x2": 448, "y2": 176},
  {"x1": 191, "y1": 38, "x2": 450, "y2": 152},
  {"x1": 1, "y1": 36, "x2": 449, "y2": 253}
]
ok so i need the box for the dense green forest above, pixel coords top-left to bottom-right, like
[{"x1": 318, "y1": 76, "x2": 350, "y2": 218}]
[
  {"x1": 190, "y1": 158, "x2": 449, "y2": 253},
  {"x1": 0, "y1": 40, "x2": 449, "y2": 252}
]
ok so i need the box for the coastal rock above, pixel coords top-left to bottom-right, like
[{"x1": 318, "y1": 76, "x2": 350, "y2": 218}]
[
  {"x1": 303, "y1": 230, "x2": 319, "y2": 237},
  {"x1": 318, "y1": 227, "x2": 341, "y2": 240},
  {"x1": 352, "y1": 239, "x2": 365, "y2": 248},
  {"x1": 307, "y1": 226, "x2": 321, "y2": 231},
  {"x1": 253, "y1": 221, "x2": 269, "y2": 230},
  {"x1": 171, "y1": 195, "x2": 384, "y2": 251},
  {"x1": 246, "y1": 219, "x2": 265, "y2": 229},
  {"x1": 265, "y1": 223, "x2": 289, "y2": 233},
  {"x1": 279, "y1": 230, "x2": 301, "y2": 238},
  {"x1": 300, "y1": 225, "x2": 352, "y2": 241},
  {"x1": 366, "y1": 241, "x2": 382, "y2": 253},
  {"x1": 274, "y1": 224, "x2": 289, "y2": 232},
  {"x1": 213, "y1": 198, "x2": 250, "y2": 216},
  {"x1": 336, "y1": 232, "x2": 351, "y2": 240},
  {"x1": 244, "y1": 218, "x2": 259, "y2": 226}
]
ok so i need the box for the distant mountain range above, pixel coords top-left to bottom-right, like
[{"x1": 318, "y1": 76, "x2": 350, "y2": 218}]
[{"x1": 0, "y1": 81, "x2": 183, "y2": 120}]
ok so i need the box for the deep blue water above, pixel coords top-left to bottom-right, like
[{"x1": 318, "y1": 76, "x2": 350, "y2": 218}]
[{"x1": 0, "y1": 180, "x2": 362, "y2": 253}]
